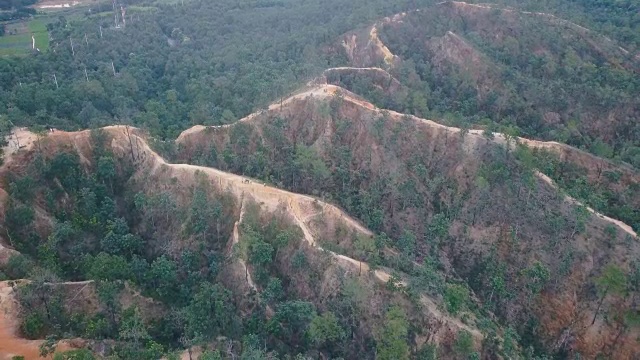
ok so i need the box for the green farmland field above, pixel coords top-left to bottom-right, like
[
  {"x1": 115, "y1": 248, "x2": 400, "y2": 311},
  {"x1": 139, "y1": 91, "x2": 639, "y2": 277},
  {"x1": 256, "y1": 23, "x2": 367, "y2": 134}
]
[{"x1": 0, "y1": 17, "x2": 49, "y2": 56}]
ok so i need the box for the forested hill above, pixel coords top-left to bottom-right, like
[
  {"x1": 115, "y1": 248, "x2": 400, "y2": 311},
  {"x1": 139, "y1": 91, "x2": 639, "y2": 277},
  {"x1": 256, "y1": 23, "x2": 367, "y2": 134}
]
[
  {"x1": 337, "y1": 2, "x2": 639, "y2": 167},
  {"x1": 0, "y1": 0, "x2": 639, "y2": 358},
  {"x1": 1, "y1": 0, "x2": 637, "y2": 143},
  {"x1": 0, "y1": 0, "x2": 435, "y2": 139}
]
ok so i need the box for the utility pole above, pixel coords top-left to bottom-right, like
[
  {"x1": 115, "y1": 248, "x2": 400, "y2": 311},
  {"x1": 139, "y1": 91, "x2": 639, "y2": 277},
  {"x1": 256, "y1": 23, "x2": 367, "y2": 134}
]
[
  {"x1": 100, "y1": 25, "x2": 103, "y2": 38},
  {"x1": 53, "y1": 73, "x2": 59, "y2": 89},
  {"x1": 84, "y1": 33, "x2": 88, "y2": 46},
  {"x1": 120, "y1": 5, "x2": 126, "y2": 28},
  {"x1": 111, "y1": 61, "x2": 116, "y2": 76},
  {"x1": 70, "y1": 37, "x2": 75, "y2": 57},
  {"x1": 113, "y1": 0, "x2": 119, "y2": 28},
  {"x1": 84, "y1": 67, "x2": 89, "y2": 82}
]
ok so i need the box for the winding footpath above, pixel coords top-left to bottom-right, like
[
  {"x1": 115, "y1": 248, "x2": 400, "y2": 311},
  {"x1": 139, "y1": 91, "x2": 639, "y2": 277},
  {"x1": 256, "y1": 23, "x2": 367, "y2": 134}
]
[{"x1": 176, "y1": 82, "x2": 637, "y2": 239}]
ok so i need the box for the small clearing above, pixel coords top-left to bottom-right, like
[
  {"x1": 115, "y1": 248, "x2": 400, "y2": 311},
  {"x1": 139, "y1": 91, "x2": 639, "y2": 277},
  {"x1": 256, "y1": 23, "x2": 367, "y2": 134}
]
[
  {"x1": 1, "y1": 127, "x2": 38, "y2": 169},
  {"x1": 35, "y1": 0, "x2": 81, "y2": 9}
]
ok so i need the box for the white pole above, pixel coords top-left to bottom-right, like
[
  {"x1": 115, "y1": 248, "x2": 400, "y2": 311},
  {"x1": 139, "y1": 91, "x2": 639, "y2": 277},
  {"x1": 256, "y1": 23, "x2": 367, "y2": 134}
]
[
  {"x1": 100, "y1": 25, "x2": 103, "y2": 38},
  {"x1": 53, "y1": 74, "x2": 59, "y2": 89},
  {"x1": 84, "y1": 67, "x2": 89, "y2": 82},
  {"x1": 111, "y1": 61, "x2": 116, "y2": 76}
]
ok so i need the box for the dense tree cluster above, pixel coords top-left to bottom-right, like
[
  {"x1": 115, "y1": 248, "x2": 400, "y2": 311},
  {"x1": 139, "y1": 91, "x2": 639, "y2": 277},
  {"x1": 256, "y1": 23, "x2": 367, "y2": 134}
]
[
  {"x1": 376, "y1": 3, "x2": 639, "y2": 164},
  {"x1": 0, "y1": 0, "x2": 432, "y2": 138},
  {"x1": 0, "y1": 0, "x2": 638, "y2": 358},
  {"x1": 182, "y1": 93, "x2": 640, "y2": 358},
  {"x1": 0, "y1": 0, "x2": 37, "y2": 9}
]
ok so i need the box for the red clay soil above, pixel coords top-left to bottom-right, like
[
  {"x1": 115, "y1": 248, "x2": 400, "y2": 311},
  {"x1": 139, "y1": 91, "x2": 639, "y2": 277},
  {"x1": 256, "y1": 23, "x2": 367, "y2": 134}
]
[{"x1": 0, "y1": 281, "x2": 70, "y2": 359}]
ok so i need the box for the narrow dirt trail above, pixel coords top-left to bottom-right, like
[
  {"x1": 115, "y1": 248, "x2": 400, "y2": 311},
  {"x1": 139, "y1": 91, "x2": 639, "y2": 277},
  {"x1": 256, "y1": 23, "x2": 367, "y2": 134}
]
[
  {"x1": 127, "y1": 127, "x2": 373, "y2": 245},
  {"x1": 534, "y1": 171, "x2": 637, "y2": 237},
  {"x1": 177, "y1": 83, "x2": 638, "y2": 239},
  {"x1": 176, "y1": 86, "x2": 340, "y2": 143},
  {"x1": 229, "y1": 198, "x2": 258, "y2": 291},
  {"x1": 328, "y1": 89, "x2": 639, "y2": 238},
  {"x1": 324, "y1": 66, "x2": 390, "y2": 72},
  {"x1": 327, "y1": 249, "x2": 483, "y2": 338}
]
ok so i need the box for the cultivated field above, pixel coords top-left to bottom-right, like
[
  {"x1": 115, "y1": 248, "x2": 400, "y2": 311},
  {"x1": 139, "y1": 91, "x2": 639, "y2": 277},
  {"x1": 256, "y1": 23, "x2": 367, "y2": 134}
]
[{"x1": 0, "y1": 18, "x2": 49, "y2": 56}]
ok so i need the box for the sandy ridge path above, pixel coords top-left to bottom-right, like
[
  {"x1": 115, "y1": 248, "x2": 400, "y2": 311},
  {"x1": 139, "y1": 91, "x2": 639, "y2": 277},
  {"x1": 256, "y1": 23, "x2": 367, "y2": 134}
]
[
  {"x1": 324, "y1": 91, "x2": 639, "y2": 238},
  {"x1": 177, "y1": 82, "x2": 637, "y2": 239},
  {"x1": 176, "y1": 86, "x2": 340, "y2": 143},
  {"x1": 122, "y1": 130, "x2": 485, "y2": 339},
  {"x1": 324, "y1": 66, "x2": 390, "y2": 72}
]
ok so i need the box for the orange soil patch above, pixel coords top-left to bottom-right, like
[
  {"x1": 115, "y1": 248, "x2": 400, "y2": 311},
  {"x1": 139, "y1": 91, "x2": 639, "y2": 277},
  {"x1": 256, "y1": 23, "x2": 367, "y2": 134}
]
[{"x1": 0, "y1": 281, "x2": 71, "y2": 360}]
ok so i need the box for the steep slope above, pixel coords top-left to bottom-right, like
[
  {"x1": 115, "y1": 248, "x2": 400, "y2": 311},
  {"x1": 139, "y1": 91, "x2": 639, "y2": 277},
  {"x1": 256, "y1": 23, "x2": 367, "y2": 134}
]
[
  {"x1": 331, "y1": 2, "x2": 640, "y2": 233},
  {"x1": 344, "y1": 1, "x2": 639, "y2": 166},
  {"x1": 0, "y1": 126, "x2": 484, "y2": 359},
  {"x1": 110, "y1": 126, "x2": 485, "y2": 350},
  {"x1": 341, "y1": 18, "x2": 401, "y2": 68},
  {"x1": 0, "y1": 278, "x2": 162, "y2": 359},
  {"x1": 177, "y1": 85, "x2": 640, "y2": 358}
]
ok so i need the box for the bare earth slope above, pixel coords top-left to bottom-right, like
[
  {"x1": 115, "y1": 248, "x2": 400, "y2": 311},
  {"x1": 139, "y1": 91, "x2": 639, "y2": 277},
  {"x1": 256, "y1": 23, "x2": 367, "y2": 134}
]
[
  {"x1": 0, "y1": 125, "x2": 486, "y2": 358},
  {"x1": 109, "y1": 126, "x2": 484, "y2": 343},
  {"x1": 177, "y1": 84, "x2": 636, "y2": 238},
  {"x1": 177, "y1": 84, "x2": 639, "y2": 358}
]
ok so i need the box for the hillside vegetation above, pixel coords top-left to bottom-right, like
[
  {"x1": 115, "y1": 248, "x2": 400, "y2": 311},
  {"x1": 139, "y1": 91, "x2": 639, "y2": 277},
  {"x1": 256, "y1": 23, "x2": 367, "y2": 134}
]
[
  {"x1": 177, "y1": 85, "x2": 640, "y2": 359},
  {"x1": 332, "y1": 2, "x2": 640, "y2": 233},
  {"x1": 0, "y1": 0, "x2": 638, "y2": 359},
  {"x1": 0, "y1": 125, "x2": 494, "y2": 359},
  {"x1": 341, "y1": 2, "x2": 639, "y2": 166}
]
